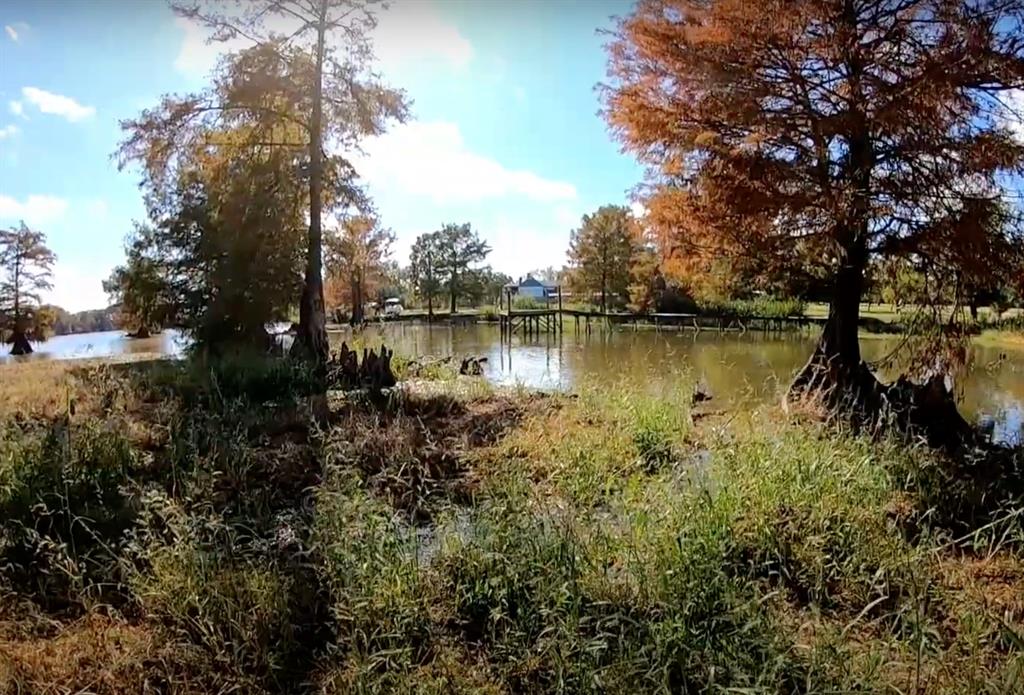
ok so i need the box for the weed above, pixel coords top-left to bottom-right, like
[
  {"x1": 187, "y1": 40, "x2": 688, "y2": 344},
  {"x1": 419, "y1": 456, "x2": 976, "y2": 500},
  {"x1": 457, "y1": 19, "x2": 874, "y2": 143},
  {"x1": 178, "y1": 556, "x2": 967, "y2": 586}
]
[{"x1": 1, "y1": 355, "x2": 1023, "y2": 693}]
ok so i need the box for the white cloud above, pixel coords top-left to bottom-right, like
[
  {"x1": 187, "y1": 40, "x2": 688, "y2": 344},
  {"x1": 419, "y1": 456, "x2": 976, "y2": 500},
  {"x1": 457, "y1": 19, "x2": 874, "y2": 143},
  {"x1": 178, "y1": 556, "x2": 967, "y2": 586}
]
[
  {"x1": 488, "y1": 216, "x2": 572, "y2": 279},
  {"x1": 0, "y1": 195, "x2": 70, "y2": 226},
  {"x1": 373, "y1": 1, "x2": 472, "y2": 69},
  {"x1": 21, "y1": 87, "x2": 95, "y2": 122},
  {"x1": 173, "y1": 1, "x2": 471, "y2": 76},
  {"x1": 630, "y1": 201, "x2": 647, "y2": 218},
  {"x1": 173, "y1": 15, "x2": 252, "y2": 76},
  {"x1": 4, "y1": 24, "x2": 18, "y2": 42},
  {"x1": 45, "y1": 261, "x2": 111, "y2": 312},
  {"x1": 354, "y1": 121, "x2": 577, "y2": 204},
  {"x1": 0, "y1": 124, "x2": 18, "y2": 141},
  {"x1": 8, "y1": 100, "x2": 25, "y2": 119},
  {"x1": 85, "y1": 199, "x2": 110, "y2": 218},
  {"x1": 555, "y1": 205, "x2": 580, "y2": 229}
]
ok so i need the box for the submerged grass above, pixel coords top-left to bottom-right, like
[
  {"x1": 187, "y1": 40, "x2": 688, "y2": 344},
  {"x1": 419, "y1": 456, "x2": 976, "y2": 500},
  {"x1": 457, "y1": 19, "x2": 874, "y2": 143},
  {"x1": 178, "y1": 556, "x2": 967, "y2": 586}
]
[{"x1": 1, "y1": 356, "x2": 1023, "y2": 692}]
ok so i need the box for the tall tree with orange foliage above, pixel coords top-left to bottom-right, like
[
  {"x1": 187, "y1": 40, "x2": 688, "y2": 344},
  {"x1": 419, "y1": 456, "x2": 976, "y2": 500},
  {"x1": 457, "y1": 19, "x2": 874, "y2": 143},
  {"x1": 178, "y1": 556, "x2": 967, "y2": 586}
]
[
  {"x1": 605, "y1": 0, "x2": 1024, "y2": 436},
  {"x1": 325, "y1": 215, "x2": 394, "y2": 325}
]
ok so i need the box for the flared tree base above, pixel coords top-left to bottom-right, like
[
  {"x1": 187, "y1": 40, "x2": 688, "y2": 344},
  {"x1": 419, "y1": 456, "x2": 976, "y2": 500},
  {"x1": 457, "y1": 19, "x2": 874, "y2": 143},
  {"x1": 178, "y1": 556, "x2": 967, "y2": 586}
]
[
  {"x1": 787, "y1": 347, "x2": 976, "y2": 450},
  {"x1": 9, "y1": 332, "x2": 33, "y2": 355}
]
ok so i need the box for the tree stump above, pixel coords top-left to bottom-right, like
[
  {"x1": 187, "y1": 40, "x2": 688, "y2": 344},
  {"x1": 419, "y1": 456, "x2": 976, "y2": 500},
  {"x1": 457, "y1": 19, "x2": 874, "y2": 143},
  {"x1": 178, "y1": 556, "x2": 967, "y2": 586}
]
[
  {"x1": 327, "y1": 342, "x2": 396, "y2": 392},
  {"x1": 459, "y1": 356, "x2": 487, "y2": 376}
]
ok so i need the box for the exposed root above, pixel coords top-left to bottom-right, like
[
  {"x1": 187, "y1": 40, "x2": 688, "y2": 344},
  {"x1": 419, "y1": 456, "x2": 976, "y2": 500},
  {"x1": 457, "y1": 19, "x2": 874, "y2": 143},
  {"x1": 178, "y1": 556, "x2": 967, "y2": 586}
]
[
  {"x1": 8, "y1": 331, "x2": 32, "y2": 355},
  {"x1": 787, "y1": 352, "x2": 976, "y2": 451},
  {"x1": 326, "y1": 342, "x2": 396, "y2": 391}
]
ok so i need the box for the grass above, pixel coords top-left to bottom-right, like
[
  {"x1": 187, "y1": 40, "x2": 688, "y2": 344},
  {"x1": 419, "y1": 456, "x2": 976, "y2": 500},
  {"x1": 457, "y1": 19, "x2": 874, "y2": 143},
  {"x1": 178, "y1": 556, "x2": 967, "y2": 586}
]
[
  {"x1": 698, "y1": 296, "x2": 807, "y2": 319},
  {"x1": 1, "y1": 355, "x2": 1024, "y2": 692}
]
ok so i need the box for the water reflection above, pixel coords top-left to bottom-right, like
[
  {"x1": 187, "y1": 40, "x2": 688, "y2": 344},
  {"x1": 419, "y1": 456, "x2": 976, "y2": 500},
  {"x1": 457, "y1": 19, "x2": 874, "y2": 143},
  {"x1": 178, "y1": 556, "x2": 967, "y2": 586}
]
[
  {"x1": 343, "y1": 323, "x2": 1024, "y2": 445},
  {"x1": 5, "y1": 324, "x2": 1024, "y2": 444},
  {"x1": 0, "y1": 329, "x2": 187, "y2": 363}
]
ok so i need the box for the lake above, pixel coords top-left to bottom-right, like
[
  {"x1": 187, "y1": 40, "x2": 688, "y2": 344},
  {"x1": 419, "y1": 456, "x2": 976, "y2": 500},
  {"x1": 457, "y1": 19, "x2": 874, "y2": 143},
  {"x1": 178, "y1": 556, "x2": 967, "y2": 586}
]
[{"x1": 5, "y1": 324, "x2": 1024, "y2": 444}]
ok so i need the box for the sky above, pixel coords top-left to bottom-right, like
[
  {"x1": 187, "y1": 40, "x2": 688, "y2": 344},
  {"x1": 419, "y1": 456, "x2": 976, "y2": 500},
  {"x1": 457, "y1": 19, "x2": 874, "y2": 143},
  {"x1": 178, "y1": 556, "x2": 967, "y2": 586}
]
[{"x1": 0, "y1": 0, "x2": 643, "y2": 312}]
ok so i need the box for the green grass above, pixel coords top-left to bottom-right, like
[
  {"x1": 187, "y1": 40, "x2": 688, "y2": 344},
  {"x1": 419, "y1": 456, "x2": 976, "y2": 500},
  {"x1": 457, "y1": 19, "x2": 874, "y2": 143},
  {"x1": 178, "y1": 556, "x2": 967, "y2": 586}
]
[
  {"x1": 698, "y1": 296, "x2": 807, "y2": 319},
  {"x1": 2, "y1": 356, "x2": 1024, "y2": 693}
]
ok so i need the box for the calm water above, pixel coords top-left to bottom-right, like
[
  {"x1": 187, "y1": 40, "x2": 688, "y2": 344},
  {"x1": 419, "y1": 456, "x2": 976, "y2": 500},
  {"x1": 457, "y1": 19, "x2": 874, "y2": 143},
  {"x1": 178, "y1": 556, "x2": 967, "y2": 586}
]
[
  {"x1": 0, "y1": 329, "x2": 188, "y2": 363},
  {"x1": 6, "y1": 325, "x2": 1024, "y2": 443}
]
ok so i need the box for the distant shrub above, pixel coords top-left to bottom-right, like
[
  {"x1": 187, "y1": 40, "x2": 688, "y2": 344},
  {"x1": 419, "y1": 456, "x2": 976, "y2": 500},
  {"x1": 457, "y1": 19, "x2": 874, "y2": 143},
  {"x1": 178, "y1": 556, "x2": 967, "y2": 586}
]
[
  {"x1": 698, "y1": 296, "x2": 806, "y2": 319},
  {"x1": 478, "y1": 305, "x2": 501, "y2": 321},
  {"x1": 654, "y1": 285, "x2": 698, "y2": 313},
  {"x1": 512, "y1": 295, "x2": 548, "y2": 310}
]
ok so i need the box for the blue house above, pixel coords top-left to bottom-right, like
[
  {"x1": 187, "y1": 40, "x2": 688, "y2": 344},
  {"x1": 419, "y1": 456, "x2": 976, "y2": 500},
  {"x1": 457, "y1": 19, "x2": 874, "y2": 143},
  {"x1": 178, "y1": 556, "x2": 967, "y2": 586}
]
[{"x1": 509, "y1": 274, "x2": 559, "y2": 300}]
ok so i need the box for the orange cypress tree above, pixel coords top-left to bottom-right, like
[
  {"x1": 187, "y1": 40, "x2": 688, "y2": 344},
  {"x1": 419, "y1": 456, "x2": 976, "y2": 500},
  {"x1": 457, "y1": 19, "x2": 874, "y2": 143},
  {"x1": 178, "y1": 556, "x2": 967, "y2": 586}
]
[{"x1": 605, "y1": 0, "x2": 1024, "y2": 430}]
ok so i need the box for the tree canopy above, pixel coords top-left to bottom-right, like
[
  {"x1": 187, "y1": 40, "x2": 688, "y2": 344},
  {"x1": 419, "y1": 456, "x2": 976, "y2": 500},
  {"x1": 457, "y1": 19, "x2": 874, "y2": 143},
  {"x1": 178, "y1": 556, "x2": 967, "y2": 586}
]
[
  {"x1": 605, "y1": 0, "x2": 1024, "y2": 423},
  {"x1": 118, "y1": 0, "x2": 407, "y2": 365},
  {"x1": 409, "y1": 224, "x2": 491, "y2": 315},
  {"x1": 325, "y1": 215, "x2": 394, "y2": 324},
  {"x1": 432, "y1": 223, "x2": 492, "y2": 314},
  {"x1": 566, "y1": 205, "x2": 638, "y2": 312},
  {"x1": 104, "y1": 225, "x2": 174, "y2": 339},
  {"x1": 0, "y1": 221, "x2": 56, "y2": 355},
  {"x1": 409, "y1": 232, "x2": 443, "y2": 319}
]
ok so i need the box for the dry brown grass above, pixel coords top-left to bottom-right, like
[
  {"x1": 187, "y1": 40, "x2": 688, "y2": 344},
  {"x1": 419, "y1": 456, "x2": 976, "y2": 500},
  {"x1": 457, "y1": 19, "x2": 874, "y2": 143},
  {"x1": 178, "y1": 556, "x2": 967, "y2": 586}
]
[
  {"x1": 0, "y1": 355, "x2": 165, "y2": 420},
  {"x1": 0, "y1": 612, "x2": 159, "y2": 694}
]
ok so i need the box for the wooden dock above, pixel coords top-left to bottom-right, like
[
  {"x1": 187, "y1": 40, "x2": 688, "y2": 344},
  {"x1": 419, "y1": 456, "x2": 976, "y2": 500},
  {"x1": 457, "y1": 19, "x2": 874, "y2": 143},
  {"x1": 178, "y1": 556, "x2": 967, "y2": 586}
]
[
  {"x1": 499, "y1": 307, "x2": 825, "y2": 338},
  {"x1": 499, "y1": 309, "x2": 564, "y2": 338}
]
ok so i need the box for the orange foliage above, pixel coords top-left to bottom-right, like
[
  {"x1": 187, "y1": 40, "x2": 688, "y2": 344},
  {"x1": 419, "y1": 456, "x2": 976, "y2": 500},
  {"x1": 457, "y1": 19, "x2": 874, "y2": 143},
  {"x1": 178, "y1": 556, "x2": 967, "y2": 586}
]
[{"x1": 605, "y1": 0, "x2": 1024, "y2": 360}]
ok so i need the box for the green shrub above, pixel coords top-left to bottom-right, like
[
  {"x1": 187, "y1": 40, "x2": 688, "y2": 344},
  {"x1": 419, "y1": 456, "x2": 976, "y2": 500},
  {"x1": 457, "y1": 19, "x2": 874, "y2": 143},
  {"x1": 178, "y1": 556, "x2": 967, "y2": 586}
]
[
  {"x1": 513, "y1": 295, "x2": 549, "y2": 311},
  {"x1": 313, "y1": 466, "x2": 434, "y2": 682},
  {"x1": 477, "y1": 305, "x2": 501, "y2": 321},
  {"x1": 698, "y1": 296, "x2": 806, "y2": 319},
  {"x1": 127, "y1": 496, "x2": 300, "y2": 692},
  {"x1": 0, "y1": 420, "x2": 136, "y2": 608}
]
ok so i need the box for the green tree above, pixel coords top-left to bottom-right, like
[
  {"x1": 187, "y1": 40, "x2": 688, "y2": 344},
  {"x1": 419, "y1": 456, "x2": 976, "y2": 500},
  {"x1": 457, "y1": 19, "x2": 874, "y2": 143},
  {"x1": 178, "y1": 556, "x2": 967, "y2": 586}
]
[
  {"x1": 566, "y1": 206, "x2": 637, "y2": 312},
  {"x1": 120, "y1": 2, "x2": 407, "y2": 368},
  {"x1": 103, "y1": 225, "x2": 173, "y2": 338},
  {"x1": 0, "y1": 221, "x2": 57, "y2": 355},
  {"x1": 118, "y1": 128, "x2": 308, "y2": 351},
  {"x1": 476, "y1": 268, "x2": 513, "y2": 307},
  {"x1": 325, "y1": 216, "x2": 394, "y2": 325},
  {"x1": 375, "y1": 261, "x2": 413, "y2": 306},
  {"x1": 409, "y1": 232, "x2": 443, "y2": 320},
  {"x1": 432, "y1": 223, "x2": 491, "y2": 313}
]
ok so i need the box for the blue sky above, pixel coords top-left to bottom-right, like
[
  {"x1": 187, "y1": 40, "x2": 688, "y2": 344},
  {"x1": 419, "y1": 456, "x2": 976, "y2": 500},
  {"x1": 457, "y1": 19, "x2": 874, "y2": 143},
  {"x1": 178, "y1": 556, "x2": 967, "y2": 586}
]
[{"x1": 0, "y1": 0, "x2": 642, "y2": 311}]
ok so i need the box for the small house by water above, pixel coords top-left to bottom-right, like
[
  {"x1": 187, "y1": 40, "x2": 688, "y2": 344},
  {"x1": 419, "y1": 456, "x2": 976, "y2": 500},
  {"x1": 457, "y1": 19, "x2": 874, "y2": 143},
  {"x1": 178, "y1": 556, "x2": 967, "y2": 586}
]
[{"x1": 507, "y1": 274, "x2": 559, "y2": 300}]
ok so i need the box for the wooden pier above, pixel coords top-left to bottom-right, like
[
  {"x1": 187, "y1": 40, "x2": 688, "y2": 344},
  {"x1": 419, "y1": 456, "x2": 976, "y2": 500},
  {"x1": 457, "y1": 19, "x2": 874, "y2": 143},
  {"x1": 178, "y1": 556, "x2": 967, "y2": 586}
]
[
  {"x1": 498, "y1": 302, "x2": 825, "y2": 339},
  {"x1": 498, "y1": 286, "x2": 565, "y2": 338}
]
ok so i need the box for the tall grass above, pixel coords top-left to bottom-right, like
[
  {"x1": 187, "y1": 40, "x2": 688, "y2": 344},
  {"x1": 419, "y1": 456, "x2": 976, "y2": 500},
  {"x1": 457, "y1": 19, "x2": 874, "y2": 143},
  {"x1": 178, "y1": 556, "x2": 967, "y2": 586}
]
[{"x1": 1, "y1": 355, "x2": 1023, "y2": 693}]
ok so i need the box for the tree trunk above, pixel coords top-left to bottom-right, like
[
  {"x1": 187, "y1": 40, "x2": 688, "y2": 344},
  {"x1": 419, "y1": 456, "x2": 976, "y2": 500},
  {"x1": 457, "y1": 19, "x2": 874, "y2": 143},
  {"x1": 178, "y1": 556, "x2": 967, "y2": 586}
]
[
  {"x1": 132, "y1": 325, "x2": 151, "y2": 339},
  {"x1": 292, "y1": 22, "x2": 329, "y2": 374},
  {"x1": 788, "y1": 240, "x2": 975, "y2": 449},
  {"x1": 601, "y1": 268, "x2": 607, "y2": 313},
  {"x1": 427, "y1": 293, "x2": 433, "y2": 322},
  {"x1": 450, "y1": 289, "x2": 457, "y2": 314},
  {"x1": 350, "y1": 270, "x2": 364, "y2": 326},
  {"x1": 790, "y1": 239, "x2": 869, "y2": 400},
  {"x1": 9, "y1": 330, "x2": 32, "y2": 355}
]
